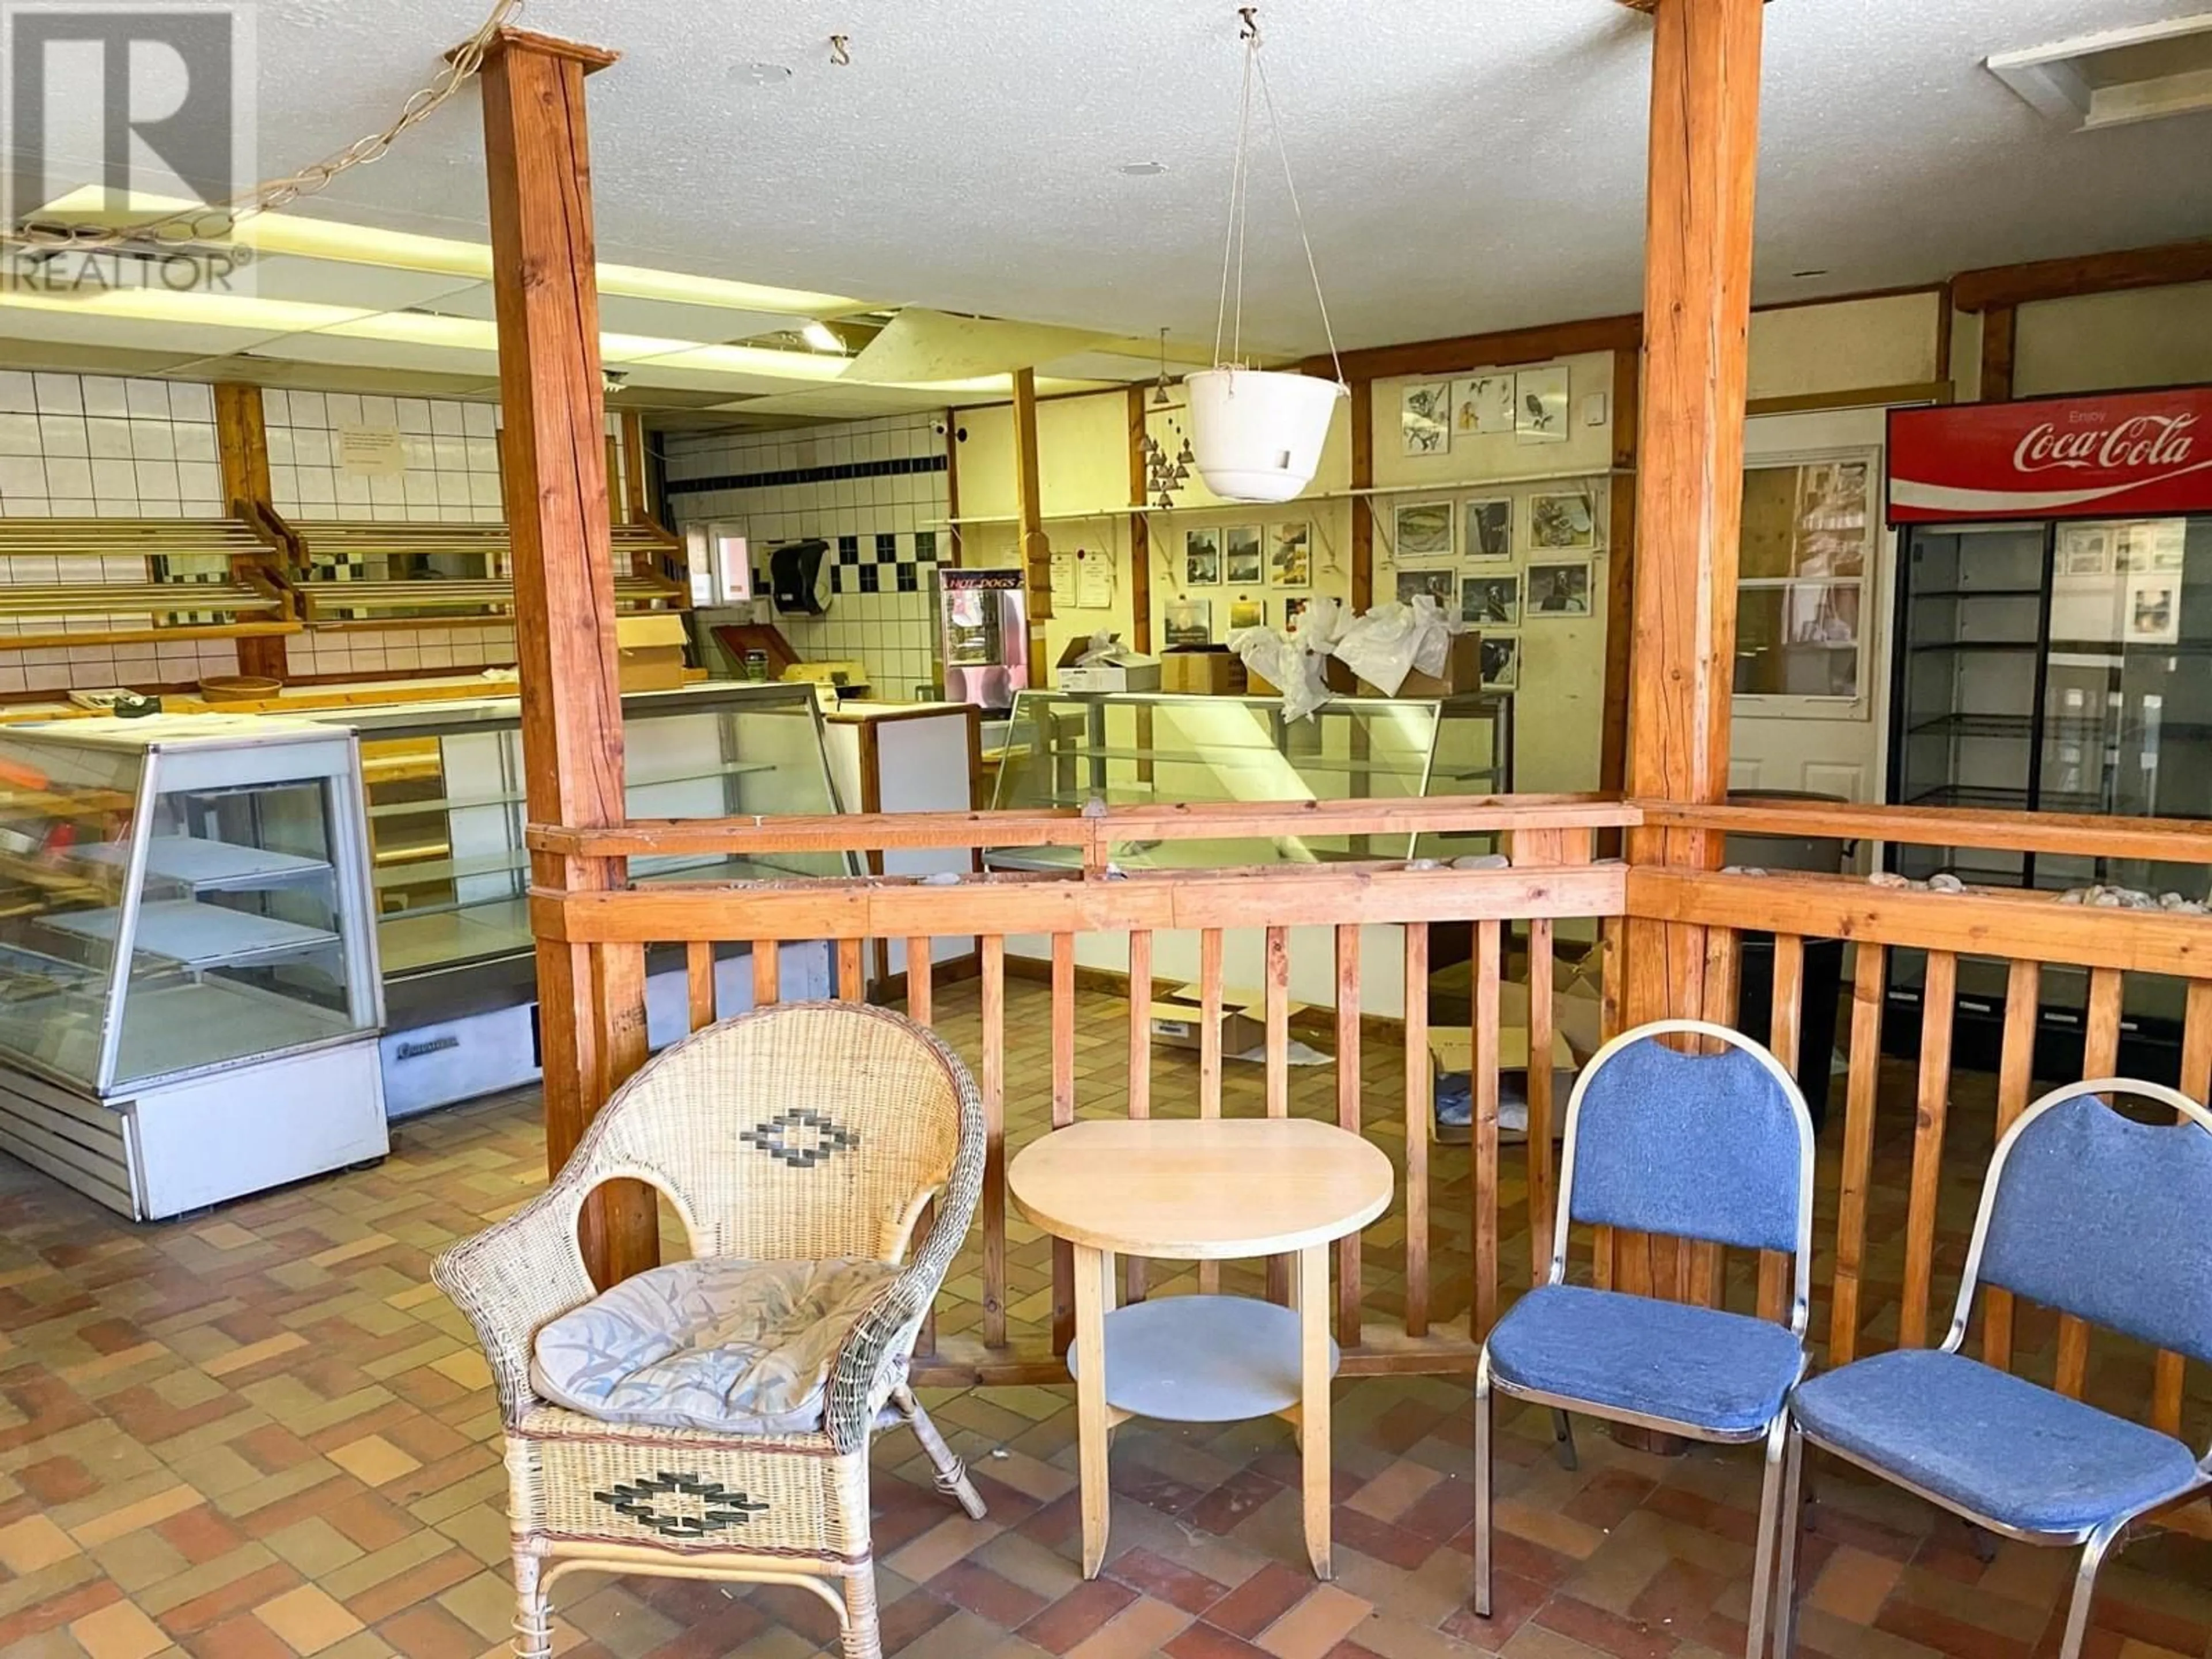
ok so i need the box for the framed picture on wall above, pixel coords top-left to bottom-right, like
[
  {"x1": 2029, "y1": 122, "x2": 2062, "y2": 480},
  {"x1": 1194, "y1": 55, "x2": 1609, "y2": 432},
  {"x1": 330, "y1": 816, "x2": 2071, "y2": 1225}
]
[
  {"x1": 1184, "y1": 528, "x2": 1221, "y2": 586},
  {"x1": 1394, "y1": 500, "x2": 1454, "y2": 559},
  {"x1": 1514, "y1": 365, "x2": 1570, "y2": 444},
  {"x1": 1461, "y1": 573, "x2": 1521, "y2": 628},
  {"x1": 1269, "y1": 522, "x2": 1312, "y2": 588},
  {"x1": 1282, "y1": 594, "x2": 1313, "y2": 633},
  {"x1": 1463, "y1": 497, "x2": 1513, "y2": 560},
  {"x1": 2057, "y1": 526, "x2": 2112, "y2": 578},
  {"x1": 2126, "y1": 575, "x2": 2181, "y2": 645},
  {"x1": 1451, "y1": 376, "x2": 1514, "y2": 438},
  {"x1": 1164, "y1": 597, "x2": 1213, "y2": 646},
  {"x1": 1225, "y1": 524, "x2": 1265, "y2": 586},
  {"x1": 1480, "y1": 634, "x2": 1521, "y2": 691},
  {"x1": 1402, "y1": 382, "x2": 1451, "y2": 456},
  {"x1": 1228, "y1": 597, "x2": 1265, "y2": 632},
  {"x1": 1527, "y1": 560, "x2": 1593, "y2": 619},
  {"x1": 1396, "y1": 567, "x2": 1457, "y2": 610},
  {"x1": 1529, "y1": 491, "x2": 1596, "y2": 552}
]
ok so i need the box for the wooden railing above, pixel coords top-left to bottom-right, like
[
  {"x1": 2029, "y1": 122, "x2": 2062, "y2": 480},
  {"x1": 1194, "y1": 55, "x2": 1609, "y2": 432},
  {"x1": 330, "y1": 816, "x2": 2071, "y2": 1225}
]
[{"x1": 528, "y1": 793, "x2": 2212, "y2": 1451}]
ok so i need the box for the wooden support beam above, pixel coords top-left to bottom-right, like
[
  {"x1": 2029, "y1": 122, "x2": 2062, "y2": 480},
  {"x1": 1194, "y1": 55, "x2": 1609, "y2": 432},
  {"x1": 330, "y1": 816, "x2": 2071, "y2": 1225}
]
[
  {"x1": 1349, "y1": 380, "x2": 1374, "y2": 612},
  {"x1": 1597, "y1": 349, "x2": 1640, "y2": 796},
  {"x1": 1952, "y1": 238, "x2": 2212, "y2": 313},
  {"x1": 618, "y1": 410, "x2": 652, "y2": 527},
  {"x1": 1013, "y1": 366, "x2": 1052, "y2": 680},
  {"x1": 215, "y1": 384, "x2": 287, "y2": 681},
  {"x1": 478, "y1": 25, "x2": 654, "y2": 1289},
  {"x1": 1980, "y1": 305, "x2": 2016, "y2": 403},
  {"x1": 1303, "y1": 313, "x2": 1644, "y2": 385},
  {"x1": 1126, "y1": 385, "x2": 1153, "y2": 651},
  {"x1": 1614, "y1": 0, "x2": 1766, "y2": 1400}
]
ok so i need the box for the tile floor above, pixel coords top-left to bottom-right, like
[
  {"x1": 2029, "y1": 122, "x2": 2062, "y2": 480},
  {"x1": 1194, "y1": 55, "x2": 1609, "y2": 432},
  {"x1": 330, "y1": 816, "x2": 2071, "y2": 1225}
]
[{"x1": 0, "y1": 976, "x2": 2206, "y2": 1659}]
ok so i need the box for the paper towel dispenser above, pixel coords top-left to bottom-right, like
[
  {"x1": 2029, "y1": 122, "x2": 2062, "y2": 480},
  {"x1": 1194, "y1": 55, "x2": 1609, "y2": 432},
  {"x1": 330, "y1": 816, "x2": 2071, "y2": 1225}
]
[{"x1": 770, "y1": 540, "x2": 832, "y2": 616}]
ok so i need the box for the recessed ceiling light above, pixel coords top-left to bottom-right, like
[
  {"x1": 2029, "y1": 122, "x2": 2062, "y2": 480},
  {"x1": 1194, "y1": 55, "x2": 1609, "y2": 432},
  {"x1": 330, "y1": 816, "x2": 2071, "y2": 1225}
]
[
  {"x1": 1116, "y1": 161, "x2": 1168, "y2": 177},
  {"x1": 1793, "y1": 268, "x2": 1830, "y2": 279},
  {"x1": 734, "y1": 62, "x2": 793, "y2": 85}
]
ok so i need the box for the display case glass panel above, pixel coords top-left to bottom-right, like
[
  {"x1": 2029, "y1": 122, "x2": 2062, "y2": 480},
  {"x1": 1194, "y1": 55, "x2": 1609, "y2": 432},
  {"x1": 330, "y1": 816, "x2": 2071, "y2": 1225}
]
[
  {"x1": 986, "y1": 691, "x2": 1512, "y2": 869},
  {"x1": 339, "y1": 684, "x2": 851, "y2": 982},
  {"x1": 0, "y1": 722, "x2": 380, "y2": 1094}
]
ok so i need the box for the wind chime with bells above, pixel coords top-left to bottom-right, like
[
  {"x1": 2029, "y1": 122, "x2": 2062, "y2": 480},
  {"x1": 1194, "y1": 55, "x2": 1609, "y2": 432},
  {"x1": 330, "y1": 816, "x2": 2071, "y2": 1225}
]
[{"x1": 1140, "y1": 330, "x2": 1196, "y2": 509}]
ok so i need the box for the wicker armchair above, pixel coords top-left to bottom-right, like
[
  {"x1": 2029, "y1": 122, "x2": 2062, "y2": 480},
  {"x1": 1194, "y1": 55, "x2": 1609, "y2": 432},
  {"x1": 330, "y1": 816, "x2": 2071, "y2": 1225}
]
[{"x1": 434, "y1": 1003, "x2": 987, "y2": 1659}]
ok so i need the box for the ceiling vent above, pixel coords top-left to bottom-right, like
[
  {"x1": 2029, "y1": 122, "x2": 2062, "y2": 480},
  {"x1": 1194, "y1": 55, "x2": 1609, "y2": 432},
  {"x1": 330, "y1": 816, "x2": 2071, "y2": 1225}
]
[{"x1": 1988, "y1": 13, "x2": 2212, "y2": 131}]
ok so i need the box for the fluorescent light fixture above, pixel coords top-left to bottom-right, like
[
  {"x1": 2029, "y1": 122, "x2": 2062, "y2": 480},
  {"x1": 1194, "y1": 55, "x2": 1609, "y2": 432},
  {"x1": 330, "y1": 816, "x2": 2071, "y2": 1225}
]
[
  {"x1": 630, "y1": 342, "x2": 853, "y2": 383},
  {"x1": 30, "y1": 187, "x2": 870, "y2": 316},
  {"x1": 800, "y1": 320, "x2": 846, "y2": 353},
  {"x1": 0, "y1": 282, "x2": 373, "y2": 334}
]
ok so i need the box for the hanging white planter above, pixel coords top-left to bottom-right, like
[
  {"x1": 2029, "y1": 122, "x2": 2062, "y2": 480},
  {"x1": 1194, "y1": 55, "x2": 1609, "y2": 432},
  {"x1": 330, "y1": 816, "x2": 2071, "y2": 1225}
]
[
  {"x1": 1185, "y1": 9, "x2": 1349, "y2": 506},
  {"x1": 1188, "y1": 366, "x2": 1346, "y2": 502}
]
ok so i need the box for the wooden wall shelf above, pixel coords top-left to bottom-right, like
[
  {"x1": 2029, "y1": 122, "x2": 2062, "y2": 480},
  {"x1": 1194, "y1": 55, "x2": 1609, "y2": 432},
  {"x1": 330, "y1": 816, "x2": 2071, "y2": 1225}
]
[{"x1": 0, "y1": 517, "x2": 299, "y2": 652}]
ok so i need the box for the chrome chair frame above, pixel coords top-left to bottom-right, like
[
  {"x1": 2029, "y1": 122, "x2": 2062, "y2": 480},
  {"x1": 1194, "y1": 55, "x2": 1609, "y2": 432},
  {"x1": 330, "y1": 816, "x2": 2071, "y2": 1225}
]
[
  {"x1": 1475, "y1": 1018, "x2": 1816, "y2": 1659},
  {"x1": 1775, "y1": 1078, "x2": 2212, "y2": 1659}
]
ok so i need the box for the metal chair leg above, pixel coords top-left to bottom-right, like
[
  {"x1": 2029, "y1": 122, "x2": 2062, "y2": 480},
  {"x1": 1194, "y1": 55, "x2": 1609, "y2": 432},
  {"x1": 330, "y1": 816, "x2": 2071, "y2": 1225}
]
[
  {"x1": 1743, "y1": 1415, "x2": 1790, "y2": 1659},
  {"x1": 1551, "y1": 1408, "x2": 1578, "y2": 1471},
  {"x1": 1772, "y1": 1421, "x2": 1806, "y2": 1659},
  {"x1": 896, "y1": 1383, "x2": 988, "y2": 1520},
  {"x1": 2056, "y1": 1518, "x2": 2126, "y2": 1659},
  {"x1": 1474, "y1": 1353, "x2": 1494, "y2": 1618}
]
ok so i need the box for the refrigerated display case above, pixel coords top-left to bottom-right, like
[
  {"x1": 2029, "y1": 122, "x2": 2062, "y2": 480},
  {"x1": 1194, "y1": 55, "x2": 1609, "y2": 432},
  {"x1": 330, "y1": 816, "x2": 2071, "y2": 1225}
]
[
  {"x1": 1885, "y1": 390, "x2": 2212, "y2": 1072},
  {"x1": 331, "y1": 683, "x2": 854, "y2": 1118},
  {"x1": 0, "y1": 718, "x2": 387, "y2": 1218}
]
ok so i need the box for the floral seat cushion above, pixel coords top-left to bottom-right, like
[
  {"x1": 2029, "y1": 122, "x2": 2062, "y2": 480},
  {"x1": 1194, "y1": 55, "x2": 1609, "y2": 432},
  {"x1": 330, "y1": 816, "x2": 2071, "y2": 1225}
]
[{"x1": 531, "y1": 1256, "x2": 898, "y2": 1435}]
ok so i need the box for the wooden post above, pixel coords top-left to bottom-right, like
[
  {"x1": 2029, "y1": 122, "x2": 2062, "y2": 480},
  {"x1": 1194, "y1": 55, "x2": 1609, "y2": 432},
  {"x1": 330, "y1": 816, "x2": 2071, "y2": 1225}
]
[
  {"x1": 1013, "y1": 367, "x2": 1053, "y2": 678},
  {"x1": 478, "y1": 26, "x2": 656, "y2": 1287},
  {"x1": 215, "y1": 384, "x2": 288, "y2": 681},
  {"x1": 1980, "y1": 304, "x2": 2017, "y2": 403},
  {"x1": 1126, "y1": 385, "x2": 1153, "y2": 651},
  {"x1": 1596, "y1": 351, "x2": 1640, "y2": 797},
  {"x1": 1349, "y1": 380, "x2": 1374, "y2": 612},
  {"x1": 1614, "y1": 0, "x2": 1766, "y2": 1403}
]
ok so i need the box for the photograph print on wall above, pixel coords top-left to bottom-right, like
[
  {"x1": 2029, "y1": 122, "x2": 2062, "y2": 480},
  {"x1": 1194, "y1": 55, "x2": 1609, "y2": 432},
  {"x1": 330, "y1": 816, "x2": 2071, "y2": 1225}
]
[
  {"x1": 1184, "y1": 528, "x2": 1222, "y2": 587},
  {"x1": 1452, "y1": 375, "x2": 1515, "y2": 438},
  {"x1": 1461, "y1": 573, "x2": 1521, "y2": 628},
  {"x1": 1479, "y1": 635, "x2": 1520, "y2": 691},
  {"x1": 1463, "y1": 497, "x2": 1513, "y2": 560},
  {"x1": 1402, "y1": 381, "x2": 1452, "y2": 456},
  {"x1": 1529, "y1": 491, "x2": 1596, "y2": 552},
  {"x1": 1396, "y1": 567, "x2": 1459, "y2": 611},
  {"x1": 1225, "y1": 524, "x2": 1266, "y2": 586},
  {"x1": 1394, "y1": 500, "x2": 1455, "y2": 560},
  {"x1": 1228, "y1": 597, "x2": 1266, "y2": 632},
  {"x1": 1164, "y1": 597, "x2": 1213, "y2": 646},
  {"x1": 1515, "y1": 365, "x2": 1571, "y2": 444},
  {"x1": 1282, "y1": 594, "x2": 1313, "y2": 633},
  {"x1": 1269, "y1": 522, "x2": 1313, "y2": 588},
  {"x1": 1527, "y1": 560, "x2": 1593, "y2": 619}
]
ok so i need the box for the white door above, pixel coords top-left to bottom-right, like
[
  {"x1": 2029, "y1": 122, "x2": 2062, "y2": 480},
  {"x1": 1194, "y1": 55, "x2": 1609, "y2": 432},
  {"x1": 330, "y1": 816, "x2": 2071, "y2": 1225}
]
[{"x1": 1729, "y1": 407, "x2": 1897, "y2": 806}]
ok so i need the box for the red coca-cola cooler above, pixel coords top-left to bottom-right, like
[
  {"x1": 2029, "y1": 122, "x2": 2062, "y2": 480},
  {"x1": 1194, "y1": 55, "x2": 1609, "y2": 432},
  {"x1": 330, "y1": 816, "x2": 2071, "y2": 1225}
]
[{"x1": 1881, "y1": 387, "x2": 2210, "y2": 1077}]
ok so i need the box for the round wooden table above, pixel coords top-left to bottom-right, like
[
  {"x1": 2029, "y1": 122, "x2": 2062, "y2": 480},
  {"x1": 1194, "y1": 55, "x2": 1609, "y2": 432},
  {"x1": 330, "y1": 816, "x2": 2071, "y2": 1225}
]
[{"x1": 1009, "y1": 1118, "x2": 1393, "y2": 1581}]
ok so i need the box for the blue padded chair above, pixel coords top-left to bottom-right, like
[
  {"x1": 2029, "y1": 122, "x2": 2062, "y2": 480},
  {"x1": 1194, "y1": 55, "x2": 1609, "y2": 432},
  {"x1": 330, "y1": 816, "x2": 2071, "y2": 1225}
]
[
  {"x1": 1475, "y1": 1019, "x2": 1815, "y2": 1659},
  {"x1": 1779, "y1": 1079, "x2": 2212, "y2": 1659}
]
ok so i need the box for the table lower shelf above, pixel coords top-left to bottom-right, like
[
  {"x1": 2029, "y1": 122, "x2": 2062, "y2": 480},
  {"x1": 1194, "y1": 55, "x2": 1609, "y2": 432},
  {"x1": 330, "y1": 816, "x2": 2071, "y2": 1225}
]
[{"x1": 1067, "y1": 1294, "x2": 1340, "y2": 1423}]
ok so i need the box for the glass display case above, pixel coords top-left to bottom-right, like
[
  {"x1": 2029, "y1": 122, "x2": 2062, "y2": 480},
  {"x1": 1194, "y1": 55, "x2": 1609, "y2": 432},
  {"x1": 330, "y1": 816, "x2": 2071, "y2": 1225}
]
[
  {"x1": 325, "y1": 683, "x2": 854, "y2": 1118},
  {"x1": 1887, "y1": 513, "x2": 2211, "y2": 1069},
  {"x1": 0, "y1": 718, "x2": 387, "y2": 1219},
  {"x1": 984, "y1": 690, "x2": 1514, "y2": 869}
]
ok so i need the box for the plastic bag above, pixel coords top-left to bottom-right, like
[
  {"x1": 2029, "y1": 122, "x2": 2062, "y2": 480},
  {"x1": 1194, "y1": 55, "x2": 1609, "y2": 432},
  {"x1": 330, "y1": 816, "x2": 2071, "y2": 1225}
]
[
  {"x1": 1075, "y1": 631, "x2": 1122, "y2": 665},
  {"x1": 1332, "y1": 596, "x2": 1458, "y2": 696}
]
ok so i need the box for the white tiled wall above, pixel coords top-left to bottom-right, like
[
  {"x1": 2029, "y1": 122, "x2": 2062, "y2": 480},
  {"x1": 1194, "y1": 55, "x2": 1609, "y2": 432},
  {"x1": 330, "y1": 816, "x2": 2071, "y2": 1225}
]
[
  {"x1": 286, "y1": 623, "x2": 517, "y2": 681},
  {"x1": 0, "y1": 370, "x2": 236, "y2": 690},
  {"x1": 666, "y1": 414, "x2": 948, "y2": 700},
  {"x1": 266, "y1": 390, "x2": 505, "y2": 522}
]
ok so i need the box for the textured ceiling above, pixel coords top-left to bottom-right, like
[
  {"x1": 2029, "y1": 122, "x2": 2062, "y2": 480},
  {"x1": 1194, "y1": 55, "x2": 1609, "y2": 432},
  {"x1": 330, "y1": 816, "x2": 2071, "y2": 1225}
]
[{"x1": 217, "y1": 0, "x2": 2212, "y2": 360}]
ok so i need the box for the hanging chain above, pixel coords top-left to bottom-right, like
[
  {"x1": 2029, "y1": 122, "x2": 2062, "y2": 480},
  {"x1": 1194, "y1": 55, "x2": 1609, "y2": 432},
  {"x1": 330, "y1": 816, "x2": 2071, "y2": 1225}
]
[
  {"x1": 1209, "y1": 6, "x2": 1345, "y2": 385},
  {"x1": 2, "y1": 0, "x2": 524, "y2": 252}
]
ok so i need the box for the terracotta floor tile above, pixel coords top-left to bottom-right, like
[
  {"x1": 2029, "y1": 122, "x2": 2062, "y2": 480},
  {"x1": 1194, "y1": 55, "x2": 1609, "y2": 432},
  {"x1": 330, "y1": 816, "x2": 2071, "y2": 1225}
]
[
  {"x1": 1020, "y1": 1578, "x2": 1139, "y2": 1654},
  {"x1": 68, "y1": 1600, "x2": 175, "y2": 1659},
  {"x1": 1065, "y1": 1596, "x2": 1195, "y2": 1659},
  {"x1": 1257, "y1": 1585, "x2": 1374, "y2": 1659},
  {"x1": 254, "y1": 1584, "x2": 365, "y2": 1654}
]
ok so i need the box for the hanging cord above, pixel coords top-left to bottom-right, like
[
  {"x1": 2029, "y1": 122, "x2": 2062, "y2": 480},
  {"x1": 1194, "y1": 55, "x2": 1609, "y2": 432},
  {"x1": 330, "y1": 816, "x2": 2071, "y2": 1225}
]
[
  {"x1": 3, "y1": 0, "x2": 524, "y2": 252},
  {"x1": 1209, "y1": 6, "x2": 1345, "y2": 386},
  {"x1": 1211, "y1": 12, "x2": 1259, "y2": 370}
]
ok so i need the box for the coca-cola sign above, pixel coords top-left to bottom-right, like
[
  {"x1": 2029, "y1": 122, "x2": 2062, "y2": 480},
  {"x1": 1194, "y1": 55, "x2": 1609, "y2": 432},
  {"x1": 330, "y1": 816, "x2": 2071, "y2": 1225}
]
[{"x1": 1888, "y1": 388, "x2": 2212, "y2": 523}]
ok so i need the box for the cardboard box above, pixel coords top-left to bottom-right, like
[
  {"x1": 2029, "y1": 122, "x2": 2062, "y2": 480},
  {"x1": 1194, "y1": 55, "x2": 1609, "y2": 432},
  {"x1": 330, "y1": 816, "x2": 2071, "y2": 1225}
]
[
  {"x1": 1249, "y1": 654, "x2": 1355, "y2": 699},
  {"x1": 616, "y1": 613, "x2": 690, "y2": 692},
  {"x1": 1160, "y1": 649, "x2": 1248, "y2": 696},
  {"x1": 1355, "y1": 631, "x2": 1482, "y2": 698},
  {"x1": 1149, "y1": 984, "x2": 1310, "y2": 1055},
  {"x1": 1056, "y1": 636, "x2": 1162, "y2": 693}
]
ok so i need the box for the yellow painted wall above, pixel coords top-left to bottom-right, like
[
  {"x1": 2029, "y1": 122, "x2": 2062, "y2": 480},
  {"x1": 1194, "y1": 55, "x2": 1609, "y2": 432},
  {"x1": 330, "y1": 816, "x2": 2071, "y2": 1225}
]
[
  {"x1": 1372, "y1": 350, "x2": 1617, "y2": 795},
  {"x1": 1747, "y1": 292, "x2": 1945, "y2": 403},
  {"x1": 2013, "y1": 283, "x2": 2212, "y2": 396}
]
